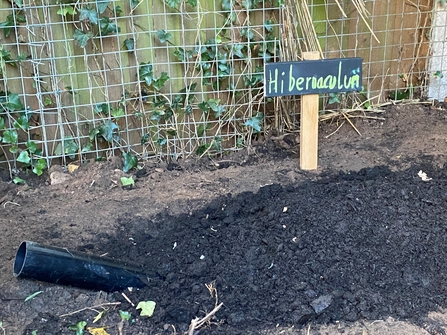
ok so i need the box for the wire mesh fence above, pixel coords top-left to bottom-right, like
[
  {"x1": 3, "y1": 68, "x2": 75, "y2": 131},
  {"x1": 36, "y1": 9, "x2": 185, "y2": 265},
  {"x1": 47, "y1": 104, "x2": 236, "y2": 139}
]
[{"x1": 0, "y1": 0, "x2": 440, "y2": 173}]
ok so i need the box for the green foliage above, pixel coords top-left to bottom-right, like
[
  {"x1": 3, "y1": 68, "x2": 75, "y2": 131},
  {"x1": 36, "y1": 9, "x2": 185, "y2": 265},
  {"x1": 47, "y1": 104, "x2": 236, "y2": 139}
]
[
  {"x1": 54, "y1": 137, "x2": 79, "y2": 159},
  {"x1": 136, "y1": 301, "x2": 156, "y2": 317},
  {"x1": 24, "y1": 291, "x2": 43, "y2": 302},
  {"x1": 99, "y1": 17, "x2": 120, "y2": 35},
  {"x1": 156, "y1": 30, "x2": 172, "y2": 44},
  {"x1": 96, "y1": 0, "x2": 110, "y2": 14},
  {"x1": 433, "y1": 70, "x2": 444, "y2": 79},
  {"x1": 57, "y1": 5, "x2": 77, "y2": 16},
  {"x1": 123, "y1": 152, "x2": 138, "y2": 172},
  {"x1": 120, "y1": 176, "x2": 135, "y2": 186},
  {"x1": 244, "y1": 112, "x2": 263, "y2": 133},
  {"x1": 73, "y1": 29, "x2": 93, "y2": 48},
  {"x1": 242, "y1": 0, "x2": 263, "y2": 9},
  {"x1": 69, "y1": 321, "x2": 87, "y2": 335},
  {"x1": 79, "y1": 6, "x2": 99, "y2": 24},
  {"x1": 123, "y1": 38, "x2": 135, "y2": 52},
  {"x1": 0, "y1": 12, "x2": 26, "y2": 37},
  {"x1": 139, "y1": 62, "x2": 170, "y2": 91},
  {"x1": 119, "y1": 310, "x2": 131, "y2": 321}
]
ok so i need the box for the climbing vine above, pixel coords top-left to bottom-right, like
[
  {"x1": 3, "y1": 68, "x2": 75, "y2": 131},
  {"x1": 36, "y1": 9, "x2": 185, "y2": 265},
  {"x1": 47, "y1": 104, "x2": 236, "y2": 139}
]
[{"x1": 0, "y1": 0, "x2": 283, "y2": 176}]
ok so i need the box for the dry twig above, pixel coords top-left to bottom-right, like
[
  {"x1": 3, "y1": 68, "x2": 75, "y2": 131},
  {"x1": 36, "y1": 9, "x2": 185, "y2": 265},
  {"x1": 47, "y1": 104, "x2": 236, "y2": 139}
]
[{"x1": 187, "y1": 302, "x2": 224, "y2": 335}]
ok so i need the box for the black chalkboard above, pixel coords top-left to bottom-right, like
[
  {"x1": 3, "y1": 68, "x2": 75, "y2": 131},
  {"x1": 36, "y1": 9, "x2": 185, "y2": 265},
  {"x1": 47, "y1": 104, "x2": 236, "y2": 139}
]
[{"x1": 264, "y1": 58, "x2": 362, "y2": 97}]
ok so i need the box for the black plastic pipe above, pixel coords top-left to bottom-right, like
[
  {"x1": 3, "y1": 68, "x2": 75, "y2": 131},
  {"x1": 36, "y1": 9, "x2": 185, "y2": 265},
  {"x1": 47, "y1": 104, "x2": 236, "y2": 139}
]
[{"x1": 13, "y1": 241, "x2": 159, "y2": 292}]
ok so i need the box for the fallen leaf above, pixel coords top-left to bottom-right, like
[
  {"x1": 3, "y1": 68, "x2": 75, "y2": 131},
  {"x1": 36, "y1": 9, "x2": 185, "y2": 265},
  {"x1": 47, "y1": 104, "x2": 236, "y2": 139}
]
[
  {"x1": 93, "y1": 310, "x2": 106, "y2": 323},
  {"x1": 136, "y1": 301, "x2": 156, "y2": 317},
  {"x1": 67, "y1": 163, "x2": 79, "y2": 173},
  {"x1": 87, "y1": 327, "x2": 110, "y2": 335}
]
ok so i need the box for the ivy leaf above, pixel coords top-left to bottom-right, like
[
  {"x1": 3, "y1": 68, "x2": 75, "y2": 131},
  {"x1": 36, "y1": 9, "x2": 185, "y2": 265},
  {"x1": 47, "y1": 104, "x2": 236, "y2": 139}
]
[
  {"x1": 136, "y1": 301, "x2": 156, "y2": 317},
  {"x1": 113, "y1": 5, "x2": 122, "y2": 14},
  {"x1": 17, "y1": 150, "x2": 30, "y2": 164},
  {"x1": 231, "y1": 43, "x2": 245, "y2": 58},
  {"x1": 82, "y1": 142, "x2": 93, "y2": 152},
  {"x1": 123, "y1": 38, "x2": 134, "y2": 52},
  {"x1": 100, "y1": 120, "x2": 119, "y2": 143},
  {"x1": 139, "y1": 62, "x2": 154, "y2": 86},
  {"x1": 54, "y1": 137, "x2": 79, "y2": 159},
  {"x1": 100, "y1": 17, "x2": 120, "y2": 36},
  {"x1": 96, "y1": 0, "x2": 110, "y2": 14},
  {"x1": 79, "y1": 7, "x2": 99, "y2": 25},
  {"x1": 240, "y1": 27, "x2": 254, "y2": 41},
  {"x1": 8, "y1": 145, "x2": 18, "y2": 153},
  {"x1": 89, "y1": 127, "x2": 101, "y2": 141},
  {"x1": 152, "y1": 72, "x2": 170, "y2": 91},
  {"x1": 0, "y1": 15, "x2": 15, "y2": 37},
  {"x1": 4, "y1": 93, "x2": 24, "y2": 111},
  {"x1": 433, "y1": 70, "x2": 444, "y2": 79},
  {"x1": 140, "y1": 133, "x2": 149, "y2": 144},
  {"x1": 94, "y1": 103, "x2": 110, "y2": 115},
  {"x1": 33, "y1": 158, "x2": 47, "y2": 176},
  {"x1": 244, "y1": 112, "x2": 263, "y2": 133},
  {"x1": 2, "y1": 129, "x2": 18, "y2": 144},
  {"x1": 123, "y1": 152, "x2": 138, "y2": 173},
  {"x1": 120, "y1": 176, "x2": 135, "y2": 186},
  {"x1": 26, "y1": 140, "x2": 37, "y2": 154},
  {"x1": 222, "y1": 0, "x2": 233, "y2": 10},
  {"x1": 69, "y1": 320, "x2": 87, "y2": 335},
  {"x1": 43, "y1": 96, "x2": 53, "y2": 106},
  {"x1": 111, "y1": 107, "x2": 124, "y2": 118},
  {"x1": 0, "y1": 116, "x2": 4, "y2": 129},
  {"x1": 129, "y1": 0, "x2": 140, "y2": 9},
  {"x1": 156, "y1": 30, "x2": 172, "y2": 44},
  {"x1": 14, "y1": 114, "x2": 29, "y2": 130},
  {"x1": 198, "y1": 101, "x2": 209, "y2": 113},
  {"x1": 165, "y1": 128, "x2": 177, "y2": 137},
  {"x1": 196, "y1": 143, "x2": 210, "y2": 155},
  {"x1": 57, "y1": 5, "x2": 77, "y2": 16},
  {"x1": 207, "y1": 98, "x2": 225, "y2": 118},
  {"x1": 73, "y1": 29, "x2": 93, "y2": 48},
  {"x1": 197, "y1": 123, "x2": 209, "y2": 136},
  {"x1": 264, "y1": 19, "x2": 275, "y2": 32},
  {"x1": 186, "y1": 0, "x2": 197, "y2": 7},
  {"x1": 173, "y1": 47, "x2": 194, "y2": 62},
  {"x1": 119, "y1": 310, "x2": 131, "y2": 321},
  {"x1": 166, "y1": 0, "x2": 181, "y2": 8},
  {"x1": 13, "y1": 0, "x2": 23, "y2": 8},
  {"x1": 242, "y1": 0, "x2": 262, "y2": 9},
  {"x1": 13, "y1": 177, "x2": 26, "y2": 184}
]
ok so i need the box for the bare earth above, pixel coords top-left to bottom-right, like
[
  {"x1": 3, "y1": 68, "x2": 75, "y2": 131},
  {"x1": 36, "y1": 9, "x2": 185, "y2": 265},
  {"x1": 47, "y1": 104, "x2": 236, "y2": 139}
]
[{"x1": 1, "y1": 102, "x2": 447, "y2": 334}]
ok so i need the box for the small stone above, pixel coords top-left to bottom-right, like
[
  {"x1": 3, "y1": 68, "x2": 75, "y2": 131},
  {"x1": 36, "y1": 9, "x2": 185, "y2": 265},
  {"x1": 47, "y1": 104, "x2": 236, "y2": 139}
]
[
  {"x1": 50, "y1": 171, "x2": 72, "y2": 185},
  {"x1": 310, "y1": 294, "x2": 333, "y2": 313}
]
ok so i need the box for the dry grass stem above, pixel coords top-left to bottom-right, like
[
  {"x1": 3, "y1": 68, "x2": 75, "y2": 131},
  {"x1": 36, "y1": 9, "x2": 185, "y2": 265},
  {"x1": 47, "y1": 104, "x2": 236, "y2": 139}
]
[
  {"x1": 325, "y1": 120, "x2": 345, "y2": 139},
  {"x1": 341, "y1": 112, "x2": 362, "y2": 136},
  {"x1": 59, "y1": 302, "x2": 121, "y2": 318},
  {"x1": 121, "y1": 292, "x2": 135, "y2": 307}
]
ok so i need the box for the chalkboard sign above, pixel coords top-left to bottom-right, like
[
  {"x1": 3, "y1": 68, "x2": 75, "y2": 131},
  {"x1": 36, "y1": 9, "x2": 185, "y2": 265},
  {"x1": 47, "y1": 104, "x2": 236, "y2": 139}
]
[{"x1": 264, "y1": 58, "x2": 362, "y2": 97}]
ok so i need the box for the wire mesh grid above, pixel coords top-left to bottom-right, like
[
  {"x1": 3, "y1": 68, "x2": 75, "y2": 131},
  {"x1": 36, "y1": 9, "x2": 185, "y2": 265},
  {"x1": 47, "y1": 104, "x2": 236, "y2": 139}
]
[
  {"x1": 0, "y1": 0, "x2": 283, "y2": 169},
  {"x1": 0, "y1": 0, "x2": 440, "y2": 172},
  {"x1": 303, "y1": 0, "x2": 433, "y2": 107}
]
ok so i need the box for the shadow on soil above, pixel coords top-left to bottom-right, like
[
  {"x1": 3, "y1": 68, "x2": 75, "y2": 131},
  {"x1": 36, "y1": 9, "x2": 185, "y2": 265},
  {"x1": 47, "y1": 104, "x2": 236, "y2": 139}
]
[{"x1": 72, "y1": 163, "x2": 447, "y2": 334}]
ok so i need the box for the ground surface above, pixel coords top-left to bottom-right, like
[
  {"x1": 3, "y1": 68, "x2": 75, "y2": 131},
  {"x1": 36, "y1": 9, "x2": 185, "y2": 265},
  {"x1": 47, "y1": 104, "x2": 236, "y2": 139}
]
[{"x1": 1, "y1": 102, "x2": 447, "y2": 335}]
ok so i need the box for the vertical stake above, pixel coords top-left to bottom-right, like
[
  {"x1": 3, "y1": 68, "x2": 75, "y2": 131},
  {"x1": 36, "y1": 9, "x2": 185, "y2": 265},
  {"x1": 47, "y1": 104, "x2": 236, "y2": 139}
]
[{"x1": 300, "y1": 51, "x2": 321, "y2": 170}]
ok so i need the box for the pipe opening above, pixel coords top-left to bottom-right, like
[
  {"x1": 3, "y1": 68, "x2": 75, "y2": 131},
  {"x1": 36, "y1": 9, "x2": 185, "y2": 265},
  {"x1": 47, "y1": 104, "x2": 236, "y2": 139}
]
[{"x1": 13, "y1": 241, "x2": 27, "y2": 277}]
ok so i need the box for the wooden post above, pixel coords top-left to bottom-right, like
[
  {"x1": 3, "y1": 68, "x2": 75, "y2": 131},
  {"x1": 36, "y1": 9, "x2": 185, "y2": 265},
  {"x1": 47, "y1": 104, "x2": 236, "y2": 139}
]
[{"x1": 300, "y1": 51, "x2": 320, "y2": 170}]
